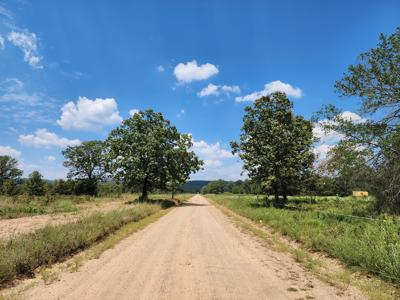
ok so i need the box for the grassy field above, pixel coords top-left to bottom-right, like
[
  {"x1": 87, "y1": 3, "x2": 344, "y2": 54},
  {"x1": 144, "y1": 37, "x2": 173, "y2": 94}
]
[
  {"x1": 0, "y1": 192, "x2": 193, "y2": 219},
  {"x1": 206, "y1": 194, "x2": 400, "y2": 286},
  {"x1": 0, "y1": 203, "x2": 162, "y2": 284}
]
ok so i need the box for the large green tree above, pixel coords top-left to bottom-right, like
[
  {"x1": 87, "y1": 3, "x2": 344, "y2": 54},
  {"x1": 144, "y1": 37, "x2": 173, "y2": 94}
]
[
  {"x1": 319, "y1": 27, "x2": 400, "y2": 212},
  {"x1": 62, "y1": 140, "x2": 107, "y2": 195},
  {"x1": 106, "y1": 109, "x2": 202, "y2": 200},
  {"x1": 231, "y1": 92, "x2": 314, "y2": 205},
  {"x1": 0, "y1": 155, "x2": 22, "y2": 195}
]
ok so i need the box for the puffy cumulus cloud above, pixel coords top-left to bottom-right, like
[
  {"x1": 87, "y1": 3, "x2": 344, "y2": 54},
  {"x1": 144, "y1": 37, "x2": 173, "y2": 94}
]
[
  {"x1": 0, "y1": 78, "x2": 40, "y2": 104},
  {"x1": 198, "y1": 83, "x2": 219, "y2": 97},
  {"x1": 197, "y1": 83, "x2": 240, "y2": 97},
  {"x1": 236, "y1": 80, "x2": 302, "y2": 102},
  {"x1": 189, "y1": 139, "x2": 244, "y2": 180},
  {"x1": 0, "y1": 145, "x2": 21, "y2": 158},
  {"x1": 47, "y1": 155, "x2": 56, "y2": 161},
  {"x1": 313, "y1": 111, "x2": 366, "y2": 144},
  {"x1": 0, "y1": 35, "x2": 4, "y2": 49},
  {"x1": 192, "y1": 140, "x2": 233, "y2": 161},
  {"x1": 129, "y1": 109, "x2": 139, "y2": 116},
  {"x1": 174, "y1": 60, "x2": 219, "y2": 83},
  {"x1": 156, "y1": 65, "x2": 165, "y2": 72},
  {"x1": 58, "y1": 97, "x2": 123, "y2": 131},
  {"x1": 7, "y1": 31, "x2": 42, "y2": 69},
  {"x1": 19, "y1": 128, "x2": 81, "y2": 148}
]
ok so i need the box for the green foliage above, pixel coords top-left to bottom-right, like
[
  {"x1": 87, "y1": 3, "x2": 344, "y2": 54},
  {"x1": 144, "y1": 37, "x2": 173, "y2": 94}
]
[
  {"x1": 26, "y1": 171, "x2": 45, "y2": 196},
  {"x1": 0, "y1": 156, "x2": 22, "y2": 195},
  {"x1": 201, "y1": 179, "x2": 262, "y2": 194},
  {"x1": 62, "y1": 141, "x2": 107, "y2": 196},
  {"x1": 106, "y1": 109, "x2": 202, "y2": 200},
  {"x1": 209, "y1": 194, "x2": 400, "y2": 285},
  {"x1": 53, "y1": 179, "x2": 75, "y2": 195},
  {"x1": 320, "y1": 140, "x2": 373, "y2": 196},
  {"x1": 231, "y1": 92, "x2": 314, "y2": 205},
  {"x1": 318, "y1": 28, "x2": 400, "y2": 213},
  {"x1": 165, "y1": 133, "x2": 203, "y2": 198},
  {"x1": 0, "y1": 204, "x2": 160, "y2": 284},
  {"x1": 335, "y1": 27, "x2": 400, "y2": 120},
  {"x1": 98, "y1": 182, "x2": 123, "y2": 197}
]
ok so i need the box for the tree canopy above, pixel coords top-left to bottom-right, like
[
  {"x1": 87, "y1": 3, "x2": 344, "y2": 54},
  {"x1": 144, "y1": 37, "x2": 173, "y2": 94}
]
[
  {"x1": 318, "y1": 27, "x2": 400, "y2": 213},
  {"x1": 106, "y1": 109, "x2": 202, "y2": 200},
  {"x1": 231, "y1": 92, "x2": 314, "y2": 204},
  {"x1": 0, "y1": 155, "x2": 22, "y2": 195}
]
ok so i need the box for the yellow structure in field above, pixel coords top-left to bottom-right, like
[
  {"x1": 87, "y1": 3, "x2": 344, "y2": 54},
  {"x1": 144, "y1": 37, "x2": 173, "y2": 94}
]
[{"x1": 352, "y1": 191, "x2": 369, "y2": 197}]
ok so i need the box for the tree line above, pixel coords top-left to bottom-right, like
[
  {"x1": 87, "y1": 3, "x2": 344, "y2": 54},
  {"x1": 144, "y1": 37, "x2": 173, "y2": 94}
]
[{"x1": 0, "y1": 110, "x2": 203, "y2": 200}]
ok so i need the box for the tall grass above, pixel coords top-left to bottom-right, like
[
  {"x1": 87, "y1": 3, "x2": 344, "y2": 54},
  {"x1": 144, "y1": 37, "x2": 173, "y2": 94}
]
[
  {"x1": 208, "y1": 194, "x2": 400, "y2": 285},
  {"x1": 0, "y1": 204, "x2": 160, "y2": 284}
]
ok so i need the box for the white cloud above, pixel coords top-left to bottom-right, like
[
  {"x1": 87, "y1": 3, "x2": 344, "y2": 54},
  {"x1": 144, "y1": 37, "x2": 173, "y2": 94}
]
[
  {"x1": 0, "y1": 35, "x2": 4, "y2": 50},
  {"x1": 313, "y1": 144, "x2": 332, "y2": 162},
  {"x1": 198, "y1": 83, "x2": 240, "y2": 97},
  {"x1": 340, "y1": 111, "x2": 366, "y2": 123},
  {"x1": 19, "y1": 128, "x2": 81, "y2": 148},
  {"x1": 174, "y1": 60, "x2": 219, "y2": 83},
  {"x1": 58, "y1": 97, "x2": 123, "y2": 131},
  {"x1": 47, "y1": 155, "x2": 56, "y2": 161},
  {"x1": 190, "y1": 139, "x2": 244, "y2": 180},
  {"x1": 192, "y1": 140, "x2": 233, "y2": 161},
  {"x1": 129, "y1": 109, "x2": 139, "y2": 116},
  {"x1": 198, "y1": 83, "x2": 220, "y2": 97},
  {"x1": 0, "y1": 146, "x2": 21, "y2": 158},
  {"x1": 221, "y1": 85, "x2": 241, "y2": 94},
  {"x1": 0, "y1": 3, "x2": 12, "y2": 18},
  {"x1": 313, "y1": 111, "x2": 365, "y2": 144},
  {"x1": 235, "y1": 80, "x2": 302, "y2": 102},
  {"x1": 7, "y1": 31, "x2": 43, "y2": 69},
  {"x1": 156, "y1": 65, "x2": 165, "y2": 72},
  {"x1": 0, "y1": 78, "x2": 40, "y2": 104}
]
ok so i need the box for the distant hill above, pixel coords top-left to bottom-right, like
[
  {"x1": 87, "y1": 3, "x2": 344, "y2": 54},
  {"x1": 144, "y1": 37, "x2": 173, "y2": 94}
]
[{"x1": 181, "y1": 180, "x2": 211, "y2": 193}]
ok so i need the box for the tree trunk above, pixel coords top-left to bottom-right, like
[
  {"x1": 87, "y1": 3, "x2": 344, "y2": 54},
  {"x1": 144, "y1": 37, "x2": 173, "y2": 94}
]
[{"x1": 140, "y1": 177, "x2": 149, "y2": 201}]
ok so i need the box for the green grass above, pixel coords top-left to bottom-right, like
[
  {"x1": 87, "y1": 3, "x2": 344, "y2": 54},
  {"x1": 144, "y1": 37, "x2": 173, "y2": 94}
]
[
  {"x1": 0, "y1": 203, "x2": 161, "y2": 284},
  {"x1": 207, "y1": 194, "x2": 400, "y2": 286}
]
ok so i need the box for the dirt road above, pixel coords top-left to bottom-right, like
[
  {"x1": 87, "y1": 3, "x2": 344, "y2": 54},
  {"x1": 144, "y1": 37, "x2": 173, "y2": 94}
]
[{"x1": 25, "y1": 195, "x2": 363, "y2": 300}]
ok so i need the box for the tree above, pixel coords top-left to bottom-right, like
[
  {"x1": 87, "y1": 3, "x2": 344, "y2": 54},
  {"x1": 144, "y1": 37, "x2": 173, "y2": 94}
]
[
  {"x1": 62, "y1": 140, "x2": 107, "y2": 195},
  {"x1": 0, "y1": 155, "x2": 22, "y2": 195},
  {"x1": 319, "y1": 27, "x2": 400, "y2": 213},
  {"x1": 335, "y1": 27, "x2": 400, "y2": 123},
  {"x1": 322, "y1": 140, "x2": 373, "y2": 196},
  {"x1": 26, "y1": 171, "x2": 45, "y2": 196},
  {"x1": 166, "y1": 134, "x2": 203, "y2": 199},
  {"x1": 106, "y1": 109, "x2": 202, "y2": 200},
  {"x1": 231, "y1": 92, "x2": 314, "y2": 205},
  {"x1": 201, "y1": 180, "x2": 228, "y2": 194}
]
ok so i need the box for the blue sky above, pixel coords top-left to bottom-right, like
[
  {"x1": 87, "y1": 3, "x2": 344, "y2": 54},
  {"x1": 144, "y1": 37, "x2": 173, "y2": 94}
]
[{"x1": 0, "y1": 0, "x2": 399, "y2": 180}]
